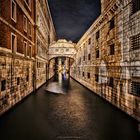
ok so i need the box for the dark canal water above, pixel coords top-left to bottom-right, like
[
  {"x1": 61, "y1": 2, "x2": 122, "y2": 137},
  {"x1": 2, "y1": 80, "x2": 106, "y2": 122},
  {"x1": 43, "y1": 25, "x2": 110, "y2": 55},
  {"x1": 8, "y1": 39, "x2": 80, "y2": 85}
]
[{"x1": 0, "y1": 74, "x2": 140, "y2": 140}]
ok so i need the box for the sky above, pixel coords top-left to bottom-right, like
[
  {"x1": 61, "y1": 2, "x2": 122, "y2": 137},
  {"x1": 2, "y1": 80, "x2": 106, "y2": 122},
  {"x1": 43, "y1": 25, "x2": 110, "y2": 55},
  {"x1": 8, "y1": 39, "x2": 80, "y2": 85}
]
[{"x1": 48, "y1": 0, "x2": 101, "y2": 43}]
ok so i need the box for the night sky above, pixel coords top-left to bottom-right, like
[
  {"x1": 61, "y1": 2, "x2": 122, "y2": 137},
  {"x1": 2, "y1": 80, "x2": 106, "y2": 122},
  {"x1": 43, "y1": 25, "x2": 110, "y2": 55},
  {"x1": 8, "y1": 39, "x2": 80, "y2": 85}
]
[{"x1": 48, "y1": 0, "x2": 101, "y2": 43}]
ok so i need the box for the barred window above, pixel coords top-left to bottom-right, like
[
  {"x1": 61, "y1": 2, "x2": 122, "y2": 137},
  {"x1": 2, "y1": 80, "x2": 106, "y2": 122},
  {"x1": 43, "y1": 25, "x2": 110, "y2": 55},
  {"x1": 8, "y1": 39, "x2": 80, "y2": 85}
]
[
  {"x1": 131, "y1": 82, "x2": 140, "y2": 96},
  {"x1": 132, "y1": 0, "x2": 140, "y2": 14},
  {"x1": 131, "y1": 33, "x2": 140, "y2": 50}
]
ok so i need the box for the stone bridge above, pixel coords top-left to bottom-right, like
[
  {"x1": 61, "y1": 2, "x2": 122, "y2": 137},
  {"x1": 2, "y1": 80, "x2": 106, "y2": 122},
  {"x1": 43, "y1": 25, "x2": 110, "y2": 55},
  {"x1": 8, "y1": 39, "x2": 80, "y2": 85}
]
[{"x1": 49, "y1": 39, "x2": 76, "y2": 60}]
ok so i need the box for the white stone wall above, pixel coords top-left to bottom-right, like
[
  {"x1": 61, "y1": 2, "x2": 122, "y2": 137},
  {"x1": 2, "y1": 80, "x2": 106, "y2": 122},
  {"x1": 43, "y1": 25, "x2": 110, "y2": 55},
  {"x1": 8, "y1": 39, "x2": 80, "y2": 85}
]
[
  {"x1": 0, "y1": 52, "x2": 34, "y2": 115},
  {"x1": 71, "y1": 0, "x2": 140, "y2": 122}
]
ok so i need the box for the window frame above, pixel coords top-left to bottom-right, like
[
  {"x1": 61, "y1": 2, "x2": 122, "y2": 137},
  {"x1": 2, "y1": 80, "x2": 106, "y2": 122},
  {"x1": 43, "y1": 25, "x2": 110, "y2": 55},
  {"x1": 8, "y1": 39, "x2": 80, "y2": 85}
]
[
  {"x1": 87, "y1": 73, "x2": 90, "y2": 79},
  {"x1": 96, "y1": 49, "x2": 99, "y2": 58},
  {"x1": 96, "y1": 30, "x2": 100, "y2": 40},
  {"x1": 110, "y1": 44, "x2": 115, "y2": 55},
  {"x1": 11, "y1": 0, "x2": 17, "y2": 22},
  {"x1": 23, "y1": 15, "x2": 27, "y2": 32},
  {"x1": 24, "y1": 0, "x2": 31, "y2": 11},
  {"x1": 109, "y1": 17, "x2": 115, "y2": 30},
  {"x1": 83, "y1": 72, "x2": 85, "y2": 77},
  {"x1": 28, "y1": 22, "x2": 32, "y2": 36},
  {"x1": 11, "y1": 32, "x2": 17, "y2": 53},
  {"x1": 1, "y1": 80, "x2": 6, "y2": 92},
  {"x1": 88, "y1": 38, "x2": 91, "y2": 45},
  {"x1": 88, "y1": 53, "x2": 91, "y2": 60},
  {"x1": 28, "y1": 44, "x2": 32, "y2": 58},
  {"x1": 23, "y1": 41, "x2": 27, "y2": 57}
]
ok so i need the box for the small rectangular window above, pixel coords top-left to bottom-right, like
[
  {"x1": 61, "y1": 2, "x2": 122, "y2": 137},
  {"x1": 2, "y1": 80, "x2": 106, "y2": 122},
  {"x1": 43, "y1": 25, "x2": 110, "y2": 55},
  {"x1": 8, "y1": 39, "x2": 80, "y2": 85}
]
[
  {"x1": 88, "y1": 54, "x2": 91, "y2": 60},
  {"x1": 132, "y1": 0, "x2": 140, "y2": 14},
  {"x1": 11, "y1": 33, "x2": 17, "y2": 53},
  {"x1": 96, "y1": 31, "x2": 100, "y2": 40},
  {"x1": 83, "y1": 72, "x2": 85, "y2": 77},
  {"x1": 23, "y1": 16, "x2": 27, "y2": 32},
  {"x1": 27, "y1": 45, "x2": 32, "y2": 58},
  {"x1": 11, "y1": 0, "x2": 16, "y2": 22},
  {"x1": 83, "y1": 55, "x2": 85, "y2": 61},
  {"x1": 29, "y1": 22, "x2": 32, "y2": 36},
  {"x1": 110, "y1": 44, "x2": 115, "y2": 55},
  {"x1": 87, "y1": 73, "x2": 90, "y2": 79},
  {"x1": 95, "y1": 74, "x2": 99, "y2": 82},
  {"x1": 29, "y1": 45, "x2": 32, "y2": 58},
  {"x1": 109, "y1": 17, "x2": 115, "y2": 30},
  {"x1": 26, "y1": 75, "x2": 29, "y2": 81},
  {"x1": 96, "y1": 49, "x2": 99, "y2": 58},
  {"x1": 88, "y1": 38, "x2": 91, "y2": 45},
  {"x1": 17, "y1": 77, "x2": 20, "y2": 85},
  {"x1": 1, "y1": 80, "x2": 6, "y2": 91},
  {"x1": 24, "y1": 0, "x2": 31, "y2": 9},
  {"x1": 24, "y1": 41, "x2": 27, "y2": 56},
  {"x1": 109, "y1": 77, "x2": 114, "y2": 87}
]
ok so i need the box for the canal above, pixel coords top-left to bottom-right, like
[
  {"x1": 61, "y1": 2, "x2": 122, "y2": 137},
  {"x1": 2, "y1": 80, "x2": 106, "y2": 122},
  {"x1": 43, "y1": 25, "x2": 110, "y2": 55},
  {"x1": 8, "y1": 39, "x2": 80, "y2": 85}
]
[{"x1": 0, "y1": 74, "x2": 140, "y2": 140}]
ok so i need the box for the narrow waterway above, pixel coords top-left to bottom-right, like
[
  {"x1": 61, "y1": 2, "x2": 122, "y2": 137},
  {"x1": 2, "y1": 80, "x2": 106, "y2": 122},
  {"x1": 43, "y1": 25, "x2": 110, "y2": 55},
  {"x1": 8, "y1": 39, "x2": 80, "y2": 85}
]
[{"x1": 0, "y1": 74, "x2": 140, "y2": 140}]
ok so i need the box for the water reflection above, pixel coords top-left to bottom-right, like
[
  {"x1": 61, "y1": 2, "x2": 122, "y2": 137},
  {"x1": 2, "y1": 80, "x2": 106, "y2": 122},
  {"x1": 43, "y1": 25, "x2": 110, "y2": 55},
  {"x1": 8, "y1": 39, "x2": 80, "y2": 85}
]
[
  {"x1": 0, "y1": 76, "x2": 140, "y2": 140},
  {"x1": 46, "y1": 73, "x2": 71, "y2": 94}
]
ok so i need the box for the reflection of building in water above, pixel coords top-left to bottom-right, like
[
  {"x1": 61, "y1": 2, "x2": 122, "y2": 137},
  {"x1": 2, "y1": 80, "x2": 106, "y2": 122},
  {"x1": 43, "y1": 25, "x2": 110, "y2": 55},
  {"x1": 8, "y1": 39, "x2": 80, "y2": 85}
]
[
  {"x1": 71, "y1": 0, "x2": 140, "y2": 122},
  {"x1": 58, "y1": 57, "x2": 70, "y2": 74}
]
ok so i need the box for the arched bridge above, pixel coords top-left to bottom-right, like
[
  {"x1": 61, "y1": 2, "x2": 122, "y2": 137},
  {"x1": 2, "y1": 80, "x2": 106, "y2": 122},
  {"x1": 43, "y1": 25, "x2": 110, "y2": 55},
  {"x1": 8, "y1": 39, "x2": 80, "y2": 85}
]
[{"x1": 49, "y1": 39, "x2": 76, "y2": 60}]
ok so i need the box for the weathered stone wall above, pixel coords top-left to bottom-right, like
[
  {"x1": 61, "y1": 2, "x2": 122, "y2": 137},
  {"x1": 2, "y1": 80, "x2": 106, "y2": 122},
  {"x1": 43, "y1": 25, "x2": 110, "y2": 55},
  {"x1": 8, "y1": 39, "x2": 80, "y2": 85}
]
[
  {"x1": 0, "y1": 0, "x2": 36, "y2": 115},
  {"x1": 36, "y1": 0, "x2": 56, "y2": 88},
  {"x1": 71, "y1": 0, "x2": 140, "y2": 122},
  {"x1": 0, "y1": 50, "x2": 34, "y2": 115}
]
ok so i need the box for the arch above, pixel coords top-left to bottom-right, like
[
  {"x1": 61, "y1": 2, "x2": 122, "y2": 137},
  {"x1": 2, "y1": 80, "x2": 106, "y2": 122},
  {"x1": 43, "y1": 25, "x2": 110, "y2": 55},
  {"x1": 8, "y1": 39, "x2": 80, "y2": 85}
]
[{"x1": 49, "y1": 56, "x2": 75, "y2": 62}]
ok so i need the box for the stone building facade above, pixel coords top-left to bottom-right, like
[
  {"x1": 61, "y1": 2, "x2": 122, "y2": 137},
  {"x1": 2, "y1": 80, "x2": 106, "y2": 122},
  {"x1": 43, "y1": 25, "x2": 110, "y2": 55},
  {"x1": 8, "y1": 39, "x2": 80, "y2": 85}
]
[
  {"x1": 36, "y1": 0, "x2": 56, "y2": 88},
  {"x1": 71, "y1": 0, "x2": 140, "y2": 121},
  {"x1": 0, "y1": 0, "x2": 56, "y2": 115},
  {"x1": 0, "y1": 0, "x2": 36, "y2": 115}
]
